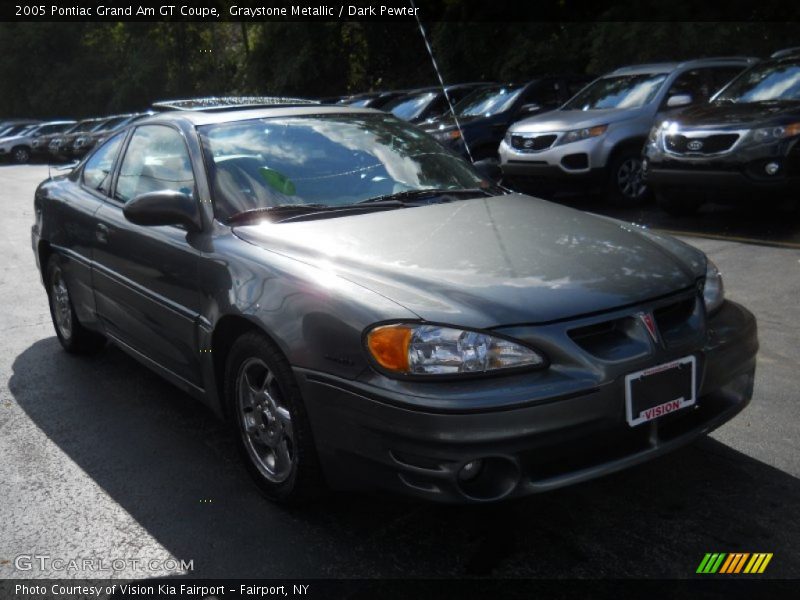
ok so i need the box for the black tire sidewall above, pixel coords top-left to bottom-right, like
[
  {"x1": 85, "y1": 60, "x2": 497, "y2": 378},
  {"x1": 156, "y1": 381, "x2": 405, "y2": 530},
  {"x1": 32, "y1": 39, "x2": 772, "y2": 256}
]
[{"x1": 46, "y1": 256, "x2": 76, "y2": 349}]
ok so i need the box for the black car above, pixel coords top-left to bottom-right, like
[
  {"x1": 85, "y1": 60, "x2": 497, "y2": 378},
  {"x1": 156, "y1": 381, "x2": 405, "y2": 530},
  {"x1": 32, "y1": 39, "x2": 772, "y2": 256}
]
[
  {"x1": 423, "y1": 77, "x2": 592, "y2": 162},
  {"x1": 48, "y1": 117, "x2": 106, "y2": 160},
  {"x1": 70, "y1": 113, "x2": 152, "y2": 157},
  {"x1": 33, "y1": 101, "x2": 757, "y2": 504},
  {"x1": 382, "y1": 83, "x2": 491, "y2": 124},
  {"x1": 644, "y1": 49, "x2": 800, "y2": 215},
  {"x1": 338, "y1": 90, "x2": 408, "y2": 109}
]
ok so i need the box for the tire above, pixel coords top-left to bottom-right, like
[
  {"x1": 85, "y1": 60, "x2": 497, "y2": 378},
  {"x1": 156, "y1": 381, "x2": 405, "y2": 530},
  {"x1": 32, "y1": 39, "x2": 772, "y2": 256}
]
[
  {"x1": 46, "y1": 255, "x2": 106, "y2": 353},
  {"x1": 607, "y1": 148, "x2": 650, "y2": 206},
  {"x1": 225, "y1": 331, "x2": 324, "y2": 504},
  {"x1": 11, "y1": 145, "x2": 31, "y2": 164},
  {"x1": 655, "y1": 188, "x2": 702, "y2": 216}
]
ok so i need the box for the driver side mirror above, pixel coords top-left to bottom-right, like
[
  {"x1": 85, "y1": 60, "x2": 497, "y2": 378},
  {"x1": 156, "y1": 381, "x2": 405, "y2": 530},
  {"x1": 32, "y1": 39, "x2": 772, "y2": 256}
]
[
  {"x1": 123, "y1": 190, "x2": 201, "y2": 232},
  {"x1": 519, "y1": 103, "x2": 542, "y2": 115},
  {"x1": 666, "y1": 93, "x2": 693, "y2": 108}
]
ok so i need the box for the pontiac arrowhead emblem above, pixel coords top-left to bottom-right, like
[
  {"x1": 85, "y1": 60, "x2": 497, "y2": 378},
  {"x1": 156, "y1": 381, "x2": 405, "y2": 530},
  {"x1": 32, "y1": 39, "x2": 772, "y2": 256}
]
[{"x1": 639, "y1": 312, "x2": 659, "y2": 343}]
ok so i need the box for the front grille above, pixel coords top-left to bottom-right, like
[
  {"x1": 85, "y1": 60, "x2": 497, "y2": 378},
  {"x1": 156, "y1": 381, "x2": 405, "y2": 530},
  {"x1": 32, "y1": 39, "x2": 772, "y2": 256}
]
[
  {"x1": 511, "y1": 134, "x2": 557, "y2": 151},
  {"x1": 568, "y1": 317, "x2": 647, "y2": 361},
  {"x1": 653, "y1": 296, "x2": 701, "y2": 347},
  {"x1": 665, "y1": 133, "x2": 739, "y2": 155}
]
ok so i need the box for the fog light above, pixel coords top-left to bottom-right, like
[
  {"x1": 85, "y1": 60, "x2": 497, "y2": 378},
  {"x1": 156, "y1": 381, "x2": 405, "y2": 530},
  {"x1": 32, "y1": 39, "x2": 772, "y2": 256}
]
[
  {"x1": 458, "y1": 460, "x2": 483, "y2": 482},
  {"x1": 765, "y1": 162, "x2": 780, "y2": 175}
]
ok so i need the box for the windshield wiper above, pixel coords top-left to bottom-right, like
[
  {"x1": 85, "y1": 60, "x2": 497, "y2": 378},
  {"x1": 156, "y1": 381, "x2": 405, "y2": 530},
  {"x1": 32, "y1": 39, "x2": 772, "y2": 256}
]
[
  {"x1": 226, "y1": 204, "x2": 331, "y2": 224},
  {"x1": 356, "y1": 187, "x2": 494, "y2": 205}
]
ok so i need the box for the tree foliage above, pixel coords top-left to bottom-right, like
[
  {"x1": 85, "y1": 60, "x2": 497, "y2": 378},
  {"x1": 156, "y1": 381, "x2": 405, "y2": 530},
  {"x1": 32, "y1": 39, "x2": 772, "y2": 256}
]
[{"x1": 0, "y1": 16, "x2": 798, "y2": 118}]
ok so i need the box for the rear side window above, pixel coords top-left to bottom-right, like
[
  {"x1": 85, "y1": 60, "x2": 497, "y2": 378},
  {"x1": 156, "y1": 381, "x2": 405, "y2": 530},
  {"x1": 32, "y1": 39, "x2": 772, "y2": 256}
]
[
  {"x1": 115, "y1": 125, "x2": 196, "y2": 204},
  {"x1": 82, "y1": 132, "x2": 125, "y2": 196}
]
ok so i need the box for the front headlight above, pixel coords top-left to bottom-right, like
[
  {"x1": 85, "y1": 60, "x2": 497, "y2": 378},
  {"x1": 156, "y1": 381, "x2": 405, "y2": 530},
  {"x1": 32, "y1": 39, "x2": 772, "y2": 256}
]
[
  {"x1": 556, "y1": 124, "x2": 608, "y2": 146},
  {"x1": 752, "y1": 123, "x2": 800, "y2": 144},
  {"x1": 434, "y1": 129, "x2": 461, "y2": 142},
  {"x1": 703, "y1": 259, "x2": 725, "y2": 314},
  {"x1": 365, "y1": 323, "x2": 546, "y2": 376}
]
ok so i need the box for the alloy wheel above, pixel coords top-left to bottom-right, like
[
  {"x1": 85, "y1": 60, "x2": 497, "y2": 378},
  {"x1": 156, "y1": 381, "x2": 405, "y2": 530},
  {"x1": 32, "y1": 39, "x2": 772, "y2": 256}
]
[
  {"x1": 236, "y1": 357, "x2": 295, "y2": 483},
  {"x1": 616, "y1": 157, "x2": 647, "y2": 199}
]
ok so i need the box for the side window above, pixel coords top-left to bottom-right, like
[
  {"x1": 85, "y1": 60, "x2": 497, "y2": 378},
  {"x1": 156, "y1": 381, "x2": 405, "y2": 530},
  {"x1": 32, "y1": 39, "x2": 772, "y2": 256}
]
[
  {"x1": 666, "y1": 67, "x2": 748, "y2": 106},
  {"x1": 115, "y1": 125, "x2": 195, "y2": 204},
  {"x1": 82, "y1": 132, "x2": 125, "y2": 196},
  {"x1": 524, "y1": 81, "x2": 561, "y2": 107},
  {"x1": 567, "y1": 79, "x2": 588, "y2": 98}
]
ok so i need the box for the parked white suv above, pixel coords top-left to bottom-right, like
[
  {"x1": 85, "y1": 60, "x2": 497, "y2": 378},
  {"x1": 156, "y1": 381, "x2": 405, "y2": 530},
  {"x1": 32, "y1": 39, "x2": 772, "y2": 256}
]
[
  {"x1": 499, "y1": 57, "x2": 755, "y2": 204},
  {"x1": 0, "y1": 120, "x2": 75, "y2": 164}
]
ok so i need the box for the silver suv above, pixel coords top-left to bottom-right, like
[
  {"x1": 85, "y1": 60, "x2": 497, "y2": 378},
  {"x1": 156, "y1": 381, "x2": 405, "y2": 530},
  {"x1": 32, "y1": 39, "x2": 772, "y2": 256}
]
[{"x1": 499, "y1": 57, "x2": 755, "y2": 204}]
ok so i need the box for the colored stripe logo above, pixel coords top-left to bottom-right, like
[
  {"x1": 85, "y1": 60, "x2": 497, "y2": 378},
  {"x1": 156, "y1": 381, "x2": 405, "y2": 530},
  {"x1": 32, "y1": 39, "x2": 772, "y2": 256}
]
[{"x1": 696, "y1": 553, "x2": 773, "y2": 574}]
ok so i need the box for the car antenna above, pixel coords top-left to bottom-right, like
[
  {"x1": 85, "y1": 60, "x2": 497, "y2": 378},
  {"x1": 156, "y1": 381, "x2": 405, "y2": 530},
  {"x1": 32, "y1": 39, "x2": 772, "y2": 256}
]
[{"x1": 409, "y1": 0, "x2": 474, "y2": 163}]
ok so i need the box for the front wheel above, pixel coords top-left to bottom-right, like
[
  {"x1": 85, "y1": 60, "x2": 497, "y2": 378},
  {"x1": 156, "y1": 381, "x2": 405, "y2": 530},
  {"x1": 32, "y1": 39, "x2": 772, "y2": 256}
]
[
  {"x1": 46, "y1": 255, "x2": 106, "y2": 353},
  {"x1": 225, "y1": 332, "x2": 324, "y2": 504},
  {"x1": 12, "y1": 146, "x2": 31, "y2": 164},
  {"x1": 608, "y1": 151, "x2": 649, "y2": 206}
]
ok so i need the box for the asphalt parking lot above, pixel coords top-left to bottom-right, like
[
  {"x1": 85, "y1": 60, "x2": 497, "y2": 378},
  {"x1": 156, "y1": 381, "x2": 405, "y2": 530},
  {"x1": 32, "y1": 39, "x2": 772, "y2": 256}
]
[{"x1": 0, "y1": 164, "x2": 798, "y2": 580}]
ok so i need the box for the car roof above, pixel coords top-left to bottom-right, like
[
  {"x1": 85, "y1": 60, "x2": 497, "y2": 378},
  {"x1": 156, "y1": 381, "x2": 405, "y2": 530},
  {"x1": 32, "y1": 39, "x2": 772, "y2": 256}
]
[
  {"x1": 152, "y1": 96, "x2": 319, "y2": 111},
  {"x1": 609, "y1": 57, "x2": 757, "y2": 76},
  {"x1": 136, "y1": 105, "x2": 381, "y2": 127}
]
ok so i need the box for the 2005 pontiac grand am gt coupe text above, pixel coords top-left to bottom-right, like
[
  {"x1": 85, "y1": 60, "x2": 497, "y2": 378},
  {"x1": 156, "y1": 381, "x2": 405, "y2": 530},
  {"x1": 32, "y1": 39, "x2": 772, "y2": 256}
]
[{"x1": 31, "y1": 102, "x2": 758, "y2": 504}]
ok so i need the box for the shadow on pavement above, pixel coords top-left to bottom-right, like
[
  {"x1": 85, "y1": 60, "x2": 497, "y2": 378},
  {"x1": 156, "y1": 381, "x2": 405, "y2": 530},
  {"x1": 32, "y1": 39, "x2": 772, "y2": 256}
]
[{"x1": 8, "y1": 337, "x2": 800, "y2": 578}]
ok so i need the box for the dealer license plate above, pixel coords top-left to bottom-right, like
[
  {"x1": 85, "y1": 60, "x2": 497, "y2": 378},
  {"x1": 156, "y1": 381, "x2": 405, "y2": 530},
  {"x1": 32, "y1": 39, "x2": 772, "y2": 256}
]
[{"x1": 624, "y1": 356, "x2": 696, "y2": 427}]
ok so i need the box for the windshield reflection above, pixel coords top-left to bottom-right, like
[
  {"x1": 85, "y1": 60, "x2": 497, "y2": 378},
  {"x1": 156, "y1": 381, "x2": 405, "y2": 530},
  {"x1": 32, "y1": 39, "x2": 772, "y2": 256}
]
[{"x1": 199, "y1": 114, "x2": 484, "y2": 221}]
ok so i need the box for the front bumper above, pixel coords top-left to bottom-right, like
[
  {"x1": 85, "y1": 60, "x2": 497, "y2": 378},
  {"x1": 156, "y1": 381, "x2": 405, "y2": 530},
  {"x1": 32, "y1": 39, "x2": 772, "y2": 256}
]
[
  {"x1": 644, "y1": 137, "x2": 800, "y2": 197},
  {"x1": 296, "y1": 300, "x2": 757, "y2": 503}
]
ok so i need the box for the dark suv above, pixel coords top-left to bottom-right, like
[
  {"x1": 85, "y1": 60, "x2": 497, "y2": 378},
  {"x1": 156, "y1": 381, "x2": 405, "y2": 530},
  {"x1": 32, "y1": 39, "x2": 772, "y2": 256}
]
[
  {"x1": 423, "y1": 77, "x2": 591, "y2": 162},
  {"x1": 644, "y1": 49, "x2": 800, "y2": 215}
]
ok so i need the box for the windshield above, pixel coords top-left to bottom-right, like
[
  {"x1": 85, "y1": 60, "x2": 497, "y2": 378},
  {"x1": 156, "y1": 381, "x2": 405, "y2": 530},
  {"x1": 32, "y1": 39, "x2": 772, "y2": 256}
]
[
  {"x1": 200, "y1": 114, "x2": 486, "y2": 222},
  {"x1": 715, "y1": 62, "x2": 800, "y2": 103},
  {"x1": 454, "y1": 85, "x2": 523, "y2": 117},
  {"x1": 36, "y1": 123, "x2": 73, "y2": 136},
  {"x1": 385, "y1": 92, "x2": 437, "y2": 121},
  {"x1": 72, "y1": 120, "x2": 100, "y2": 133},
  {"x1": 1, "y1": 124, "x2": 33, "y2": 137},
  {"x1": 563, "y1": 73, "x2": 668, "y2": 110},
  {"x1": 96, "y1": 116, "x2": 128, "y2": 131}
]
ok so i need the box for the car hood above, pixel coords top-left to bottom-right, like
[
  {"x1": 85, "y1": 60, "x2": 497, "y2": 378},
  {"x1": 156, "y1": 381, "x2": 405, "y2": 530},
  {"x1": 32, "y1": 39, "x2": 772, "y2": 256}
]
[
  {"x1": 510, "y1": 107, "x2": 642, "y2": 133},
  {"x1": 674, "y1": 101, "x2": 800, "y2": 128},
  {"x1": 232, "y1": 195, "x2": 704, "y2": 328}
]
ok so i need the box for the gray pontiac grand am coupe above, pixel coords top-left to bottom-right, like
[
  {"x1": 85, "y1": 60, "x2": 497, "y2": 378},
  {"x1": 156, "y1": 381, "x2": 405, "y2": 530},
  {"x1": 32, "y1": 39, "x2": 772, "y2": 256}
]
[{"x1": 31, "y1": 100, "x2": 758, "y2": 503}]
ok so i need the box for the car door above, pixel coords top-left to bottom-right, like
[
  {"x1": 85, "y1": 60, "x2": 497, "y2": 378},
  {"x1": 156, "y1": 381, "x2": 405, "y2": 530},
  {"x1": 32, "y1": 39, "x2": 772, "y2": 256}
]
[
  {"x1": 92, "y1": 124, "x2": 205, "y2": 388},
  {"x1": 45, "y1": 132, "x2": 126, "y2": 329}
]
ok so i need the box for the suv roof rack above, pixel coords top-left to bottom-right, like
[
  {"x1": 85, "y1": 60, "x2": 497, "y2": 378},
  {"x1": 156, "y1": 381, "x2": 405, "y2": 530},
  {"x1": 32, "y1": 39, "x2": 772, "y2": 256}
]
[
  {"x1": 771, "y1": 47, "x2": 800, "y2": 59},
  {"x1": 152, "y1": 96, "x2": 320, "y2": 111}
]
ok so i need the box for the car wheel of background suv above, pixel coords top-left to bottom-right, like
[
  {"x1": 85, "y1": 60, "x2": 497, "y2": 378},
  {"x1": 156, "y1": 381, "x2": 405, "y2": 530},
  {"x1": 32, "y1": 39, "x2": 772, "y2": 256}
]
[
  {"x1": 12, "y1": 146, "x2": 31, "y2": 164},
  {"x1": 46, "y1": 255, "x2": 106, "y2": 353},
  {"x1": 608, "y1": 149, "x2": 650, "y2": 206},
  {"x1": 655, "y1": 188, "x2": 702, "y2": 216},
  {"x1": 225, "y1": 331, "x2": 325, "y2": 504}
]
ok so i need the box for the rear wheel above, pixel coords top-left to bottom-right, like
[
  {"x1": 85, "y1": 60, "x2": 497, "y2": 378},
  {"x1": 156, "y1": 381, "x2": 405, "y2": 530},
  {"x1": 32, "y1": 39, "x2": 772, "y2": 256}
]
[
  {"x1": 608, "y1": 149, "x2": 649, "y2": 206},
  {"x1": 46, "y1": 255, "x2": 106, "y2": 353},
  {"x1": 225, "y1": 332, "x2": 324, "y2": 504},
  {"x1": 11, "y1": 146, "x2": 31, "y2": 164},
  {"x1": 655, "y1": 188, "x2": 702, "y2": 216}
]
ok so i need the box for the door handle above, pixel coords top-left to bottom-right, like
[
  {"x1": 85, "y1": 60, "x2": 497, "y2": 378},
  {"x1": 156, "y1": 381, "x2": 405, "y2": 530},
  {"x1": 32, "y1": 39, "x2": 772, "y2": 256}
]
[{"x1": 96, "y1": 223, "x2": 109, "y2": 244}]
